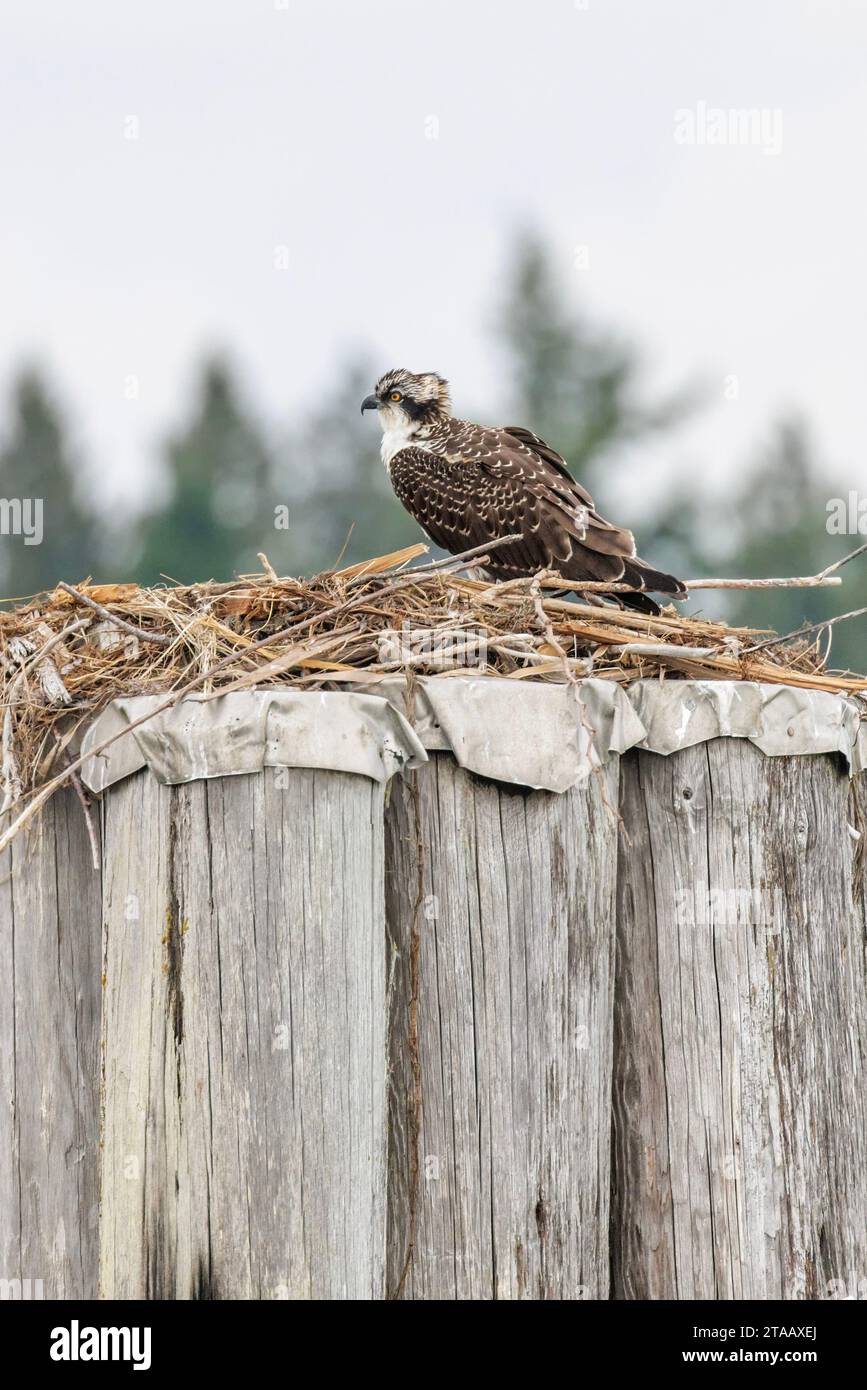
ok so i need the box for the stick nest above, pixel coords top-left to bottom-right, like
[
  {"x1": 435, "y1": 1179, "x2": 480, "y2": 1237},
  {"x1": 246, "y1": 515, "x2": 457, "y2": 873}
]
[{"x1": 2, "y1": 542, "x2": 865, "y2": 809}]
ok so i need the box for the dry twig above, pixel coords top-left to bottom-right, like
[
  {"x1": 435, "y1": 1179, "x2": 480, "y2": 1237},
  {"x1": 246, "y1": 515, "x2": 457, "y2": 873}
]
[{"x1": 57, "y1": 582, "x2": 171, "y2": 646}]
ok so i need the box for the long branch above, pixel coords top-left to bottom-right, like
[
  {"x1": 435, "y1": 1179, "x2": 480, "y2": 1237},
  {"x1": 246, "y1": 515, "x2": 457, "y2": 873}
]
[
  {"x1": 685, "y1": 576, "x2": 841, "y2": 590},
  {"x1": 744, "y1": 606, "x2": 867, "y2": 655},
  {"x1": 527, "y1": 574, "x2": 842, "y2": 593}
]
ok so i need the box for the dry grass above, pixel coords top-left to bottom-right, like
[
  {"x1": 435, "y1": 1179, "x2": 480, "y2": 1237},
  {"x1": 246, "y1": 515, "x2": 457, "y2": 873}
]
[{"x1": 1, "y1": 542, "x2": 865, "y2": 814}]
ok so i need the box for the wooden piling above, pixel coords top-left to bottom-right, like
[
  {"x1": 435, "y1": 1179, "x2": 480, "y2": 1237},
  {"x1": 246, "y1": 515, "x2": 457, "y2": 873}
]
[
  {"x1": 98, "y1": 768, "x2": 388, "y2": 1299},
  {"x1": 2, "y1": 721, "x2": 865, "y2": 1302},
  {"x1": 384, "y1": 754, "x2": 619, "y2": 1300},
  {"x1": 0, "y1": 789, "x2": 102, "y2": 1299},
  {"x1": 611, "y1": 741, "x2": 867, "y2": 1300}
]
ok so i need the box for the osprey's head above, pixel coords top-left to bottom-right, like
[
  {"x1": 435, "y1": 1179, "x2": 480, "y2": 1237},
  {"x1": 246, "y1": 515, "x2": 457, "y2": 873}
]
[{"x1": 361, "y1": 369, "x2": 452, "y2": 432}]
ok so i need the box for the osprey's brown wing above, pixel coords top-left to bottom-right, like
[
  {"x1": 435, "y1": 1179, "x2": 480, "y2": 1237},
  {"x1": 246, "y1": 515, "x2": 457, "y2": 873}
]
[
  {"x1": 388, "y1": 423, "x2": 685, "y2": 608},
  {"x1": 498, "y1": 424, "x2": 595, "y2": 495}
]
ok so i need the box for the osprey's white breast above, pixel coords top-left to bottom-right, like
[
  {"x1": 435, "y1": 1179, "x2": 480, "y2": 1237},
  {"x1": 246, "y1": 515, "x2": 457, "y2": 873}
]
[{"x1": 380, "y1": 417, "x2": 419, "y2": 469}]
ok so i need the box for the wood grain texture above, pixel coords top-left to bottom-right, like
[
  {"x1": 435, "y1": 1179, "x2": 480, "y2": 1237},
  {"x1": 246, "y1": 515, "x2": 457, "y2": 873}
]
[
  {"x1": 3, "y1": 734, "x2": 864, "y2": 1304},
  {"x1": 385, "y1": 754, "x2": 619, "y2": 1300},
  {"x1": 0, "y1": 789, "x2": 102, "y2": 1299},
  {"x1": 99, "y1": 768, "x2": 387, "y2": 1300},
  {"x1": 612, "y1": 741, "x2": 867, "y2": 1300}
]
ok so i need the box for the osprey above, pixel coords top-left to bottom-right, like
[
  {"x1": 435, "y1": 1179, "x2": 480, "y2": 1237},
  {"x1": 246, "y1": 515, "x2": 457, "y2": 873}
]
[{"x1": 361, "y1": 368, "x2": 686, "y2": 614}]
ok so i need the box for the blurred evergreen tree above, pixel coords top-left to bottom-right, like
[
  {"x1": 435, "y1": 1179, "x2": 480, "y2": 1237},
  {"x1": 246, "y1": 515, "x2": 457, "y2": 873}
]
[
  {"x1": 495, "y1": 239, "x2": 864, "y2": 671},
  {"x1": 495, "y1": 236, "x2": 698, "y2": 495},
  {"x1": 134, "y1": 358, "x2": 276, "y2": 585},
  {"x1": 272, "y1": 358, "x2": 412, "y2": 574},
  {"x1": 664, "y1": 418, "x2": 866, "y2": 674},
  {"x1": 0, "y1": 370, "x2": 102, "y2": 599}
]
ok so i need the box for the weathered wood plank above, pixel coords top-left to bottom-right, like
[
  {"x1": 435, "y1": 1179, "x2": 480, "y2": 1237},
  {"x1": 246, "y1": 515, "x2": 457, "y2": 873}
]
[
  {"x1": 385, "y1": 754, "x2": 619, "y2": 1300},
  {"x1": 0, "y1": 789, "x2": 102, "y2": 1299},
  {"x1": 99, "y1": 767, "x2": 387, "y2": 1299},
  {"x1": 612, "y1": 741, "x2": 867, "y2": 1300},
  {"x1": 5, "y1": 726, "x2": 864, "y2": 1304}
]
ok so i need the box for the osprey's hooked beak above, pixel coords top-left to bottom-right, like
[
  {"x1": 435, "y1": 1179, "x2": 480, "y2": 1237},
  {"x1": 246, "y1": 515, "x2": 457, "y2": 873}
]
[{"x1": 360, "y1": 394, "x2": 380, "y2": 416}]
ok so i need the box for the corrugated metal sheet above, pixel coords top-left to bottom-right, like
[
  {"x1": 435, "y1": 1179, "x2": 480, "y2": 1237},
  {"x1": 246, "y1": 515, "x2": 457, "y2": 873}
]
[{"x1": 80, "y1": 678, "x2": 867, "y2": 795}]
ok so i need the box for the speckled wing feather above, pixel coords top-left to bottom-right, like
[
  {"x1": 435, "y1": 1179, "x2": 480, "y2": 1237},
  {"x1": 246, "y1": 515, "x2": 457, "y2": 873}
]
[{"x1": 388, "y1": 420, "x2": 685, "y2": 608}]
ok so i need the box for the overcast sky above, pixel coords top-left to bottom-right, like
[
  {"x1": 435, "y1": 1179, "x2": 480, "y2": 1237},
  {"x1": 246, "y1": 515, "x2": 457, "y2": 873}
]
[{"x1": 1, "y1": 0, "x2": 866, "y2": 515}]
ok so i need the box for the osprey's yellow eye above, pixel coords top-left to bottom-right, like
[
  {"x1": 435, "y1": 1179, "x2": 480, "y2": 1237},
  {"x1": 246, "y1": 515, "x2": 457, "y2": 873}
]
[{"x1": 390, "y1": 391, "x2": 402, "y2": 402}]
